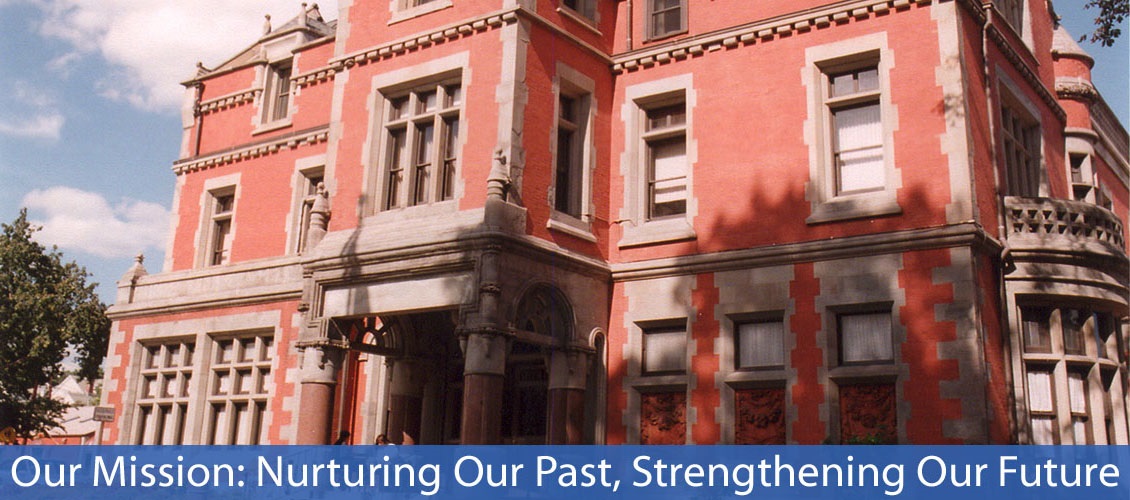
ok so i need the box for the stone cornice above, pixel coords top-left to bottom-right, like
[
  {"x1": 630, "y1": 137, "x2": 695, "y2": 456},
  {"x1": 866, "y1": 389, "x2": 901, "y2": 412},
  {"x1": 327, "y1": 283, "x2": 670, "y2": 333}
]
[
  {"x1": 197, "y1": 88, "x2": 261, "y2": 115},
  {"x1": 984, "y1": 23, "x2": 1067, "y2": 122},
  {"x1": 1055, "y1": 77, "x2": 1099, "y2": 104},
  {"x1": 611, "y1": 0, "x2": 927, "y2": 74},
  {"x1": 172, "y1": 125, "x2": 329, "y2": 175},
  {"x1": 611, "y1": 222, "x2": 1000, "y2": 282},
  {"x1": 293, "y1": 8, "x2": 521, "y2": 89}
]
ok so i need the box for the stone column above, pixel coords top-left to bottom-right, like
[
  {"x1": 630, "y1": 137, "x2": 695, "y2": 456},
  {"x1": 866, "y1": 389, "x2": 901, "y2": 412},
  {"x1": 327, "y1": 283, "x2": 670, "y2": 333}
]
[
  {"x1": 547, "y1": 348, "x2": 589, "y2": 444},
  {"x1": 385, "y1": 358, "x2": 425, "y2": 444},
  {"x1": 295, "y1": 343, "x2": 343, "y2": 444},
  {"x1": 460, "y1": 331, "x2": 508, "y2": 444}
]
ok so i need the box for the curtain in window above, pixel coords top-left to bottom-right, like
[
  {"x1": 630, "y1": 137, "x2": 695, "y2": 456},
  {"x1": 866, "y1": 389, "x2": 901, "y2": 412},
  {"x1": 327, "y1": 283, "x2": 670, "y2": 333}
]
[
  {"x1": 834, "y1": 104, "x2": 883, "y2": 193},
  {"x1": 651, "y1": 139, "x2": 687, "y2": 207},
  {"x1": 1069, "y1": 372, "x2": 1089, "y2": 443},
  {"x1": 840, "y1": 312, "x2": 892, "y2": 363},
  {"x1": 1027, "y1": 370, "x2": 1056, "y2": 444},
  {"x1": 738, "y1": 322, "x2": 784, "y2": 368}
]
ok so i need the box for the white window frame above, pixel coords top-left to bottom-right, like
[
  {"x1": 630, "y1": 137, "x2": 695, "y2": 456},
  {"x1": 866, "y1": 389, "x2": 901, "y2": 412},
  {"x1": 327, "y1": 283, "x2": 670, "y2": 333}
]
[
  {"x1": 618, "y1": 74, "x2": 697, "y2": 248},
  {"x1": 804, "y1": 34, "x2": 901, "y2": 224},
  {"x1": 548, "y1": 64, "x2": 597, "y2": 241},
  {"x1": 389, "y1": 0, "x2": 453, "y2": 24},
  {"x1": 132, "y1": 339, "x2": 195, "y2": 445},
  {"x1": 261, "y1": 61, "x2": 293, "y2": 125},
  {"x1": 205, "y1": 188, "x2": 235, "y2": 267},
  {"x1": 646, "y1": 0, "x2": 687, "y2": 41},
  {"x1": 365, "y1": 54, "x2": 468, "y2": 218},
  {"x1": 997, "y1": 75, "x2": 1045, "y2": 198},
  {"x1": 203, "y1": 332, "x2": 274, "y2": 445}
]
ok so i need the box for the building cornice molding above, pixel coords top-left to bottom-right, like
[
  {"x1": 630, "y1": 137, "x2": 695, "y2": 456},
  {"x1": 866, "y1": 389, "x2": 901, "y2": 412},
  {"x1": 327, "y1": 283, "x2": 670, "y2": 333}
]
[
  {"x1": 172, "y1": 125, "x2": 330, "y2": 175},
  {"x1": 610, "y1": 222, "x2": 1000, "y2": 282},
  {"x1": 293, "y1": 8, "x2": 522, "y2": 90},
  {"x1": 106, "y1": 257, "x2": 304, "y2": 320},
  {"x1": 610, "y1": 0, "x2": 927, "y2": 74},
  {"x1": 197, "y1": 88, "x2": 262, "y2": 116}
]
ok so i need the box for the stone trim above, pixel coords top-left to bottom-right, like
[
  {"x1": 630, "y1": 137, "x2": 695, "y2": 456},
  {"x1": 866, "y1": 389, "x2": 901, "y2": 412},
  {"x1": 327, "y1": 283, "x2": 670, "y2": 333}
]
[
  {"x1": 984, "y1": 24, "x2": 1067, "y2": 122},
  {"x1": 611, "y1": 0, "x2": 927, "y2": 74},
  {"x1": 1055, "y1": 78, "x2": 1100, "y2": 104},
  {"x1": 198, "y1": 88, "x2": 261, "y2": 115},
  {"x1": 612, "y1": 222, "x2": 1000, "y2": 282},
  {"x1": 293, "y1": 9, "x2": 520, "y2": 90},
  {"x1": 172, "y1": 126, "x2": 330, "y2": 175}
]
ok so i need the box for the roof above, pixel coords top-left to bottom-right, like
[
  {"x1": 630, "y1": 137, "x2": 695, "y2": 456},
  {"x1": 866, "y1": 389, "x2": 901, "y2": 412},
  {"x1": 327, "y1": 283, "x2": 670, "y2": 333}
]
[
  {"x1": 186, "y1": 3, "x2": 336, "y2": 84},
  {"x1": 1051, "y1": 24, "x2": 1095, "y2": 68}
]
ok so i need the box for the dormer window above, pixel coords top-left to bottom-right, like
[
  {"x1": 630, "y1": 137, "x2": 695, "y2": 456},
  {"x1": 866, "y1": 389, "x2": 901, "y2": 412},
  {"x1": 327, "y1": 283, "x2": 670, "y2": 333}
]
[{"x1": 263, "y1": 62, "x2": 292, "y2": 124}]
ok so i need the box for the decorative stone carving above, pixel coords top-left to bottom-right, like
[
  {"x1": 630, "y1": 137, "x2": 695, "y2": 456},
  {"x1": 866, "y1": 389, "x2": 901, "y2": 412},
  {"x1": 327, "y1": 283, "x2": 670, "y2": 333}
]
[
  {"x1": 839, "y1": 383, "x2": 896, "y2": 444},
  {"x1": 735, "y1": 388, "x2": 786, "y2": 444},
  {"x1": 640, "y1": 391, "x2": 686, "y2": 444}
]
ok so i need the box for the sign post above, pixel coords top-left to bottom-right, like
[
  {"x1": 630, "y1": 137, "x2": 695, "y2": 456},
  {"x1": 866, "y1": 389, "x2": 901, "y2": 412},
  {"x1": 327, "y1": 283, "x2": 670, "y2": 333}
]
[{"x1": 93, "y1": 406, "x2": 115, "y2": 445}]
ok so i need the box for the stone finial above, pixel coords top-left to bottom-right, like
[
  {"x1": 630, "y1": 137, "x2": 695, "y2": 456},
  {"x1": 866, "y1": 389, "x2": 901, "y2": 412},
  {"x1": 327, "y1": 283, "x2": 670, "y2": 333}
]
[
  {"x1": 263, "y1": 14, "x2": 273, "y2": 35},
  {"x1": 304, "y1": 182, "x2": 331, "y2": 252},
  {"x1": 299, "y1": 3, "x2": 308, "y2": 26},
  {"x1": 123, "y1": 253, "x2": 148, "y2": 281},
  {"x1": 487, "y1": 147, "x2": 511, "y2": 200},
  {"x1": 308, "y1": 3, "x2": 322, "y2": 21}
]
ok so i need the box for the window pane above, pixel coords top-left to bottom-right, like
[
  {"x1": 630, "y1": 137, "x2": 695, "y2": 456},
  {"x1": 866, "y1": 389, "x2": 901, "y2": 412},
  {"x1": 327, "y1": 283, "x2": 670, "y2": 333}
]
[
  {"x1": 834, "y1": 104, "x2": 883, "y2": 194},
  {"x1": 840, "y1": 312, "x2": 892, "y2": 363},
  {"x1": 1027, "y1": 370, "x2": 1053, "y2": 413},
  {"x1": 737, "y1": 321, "x2": 784, "y2": 369},
  {"x1": 1069, "y1": 372, "x2": 1088, "y2": 414},
  {"x1": 644, "y1": 327, "x2": 686, "y2": 374},
  {"x1": 649, "y1": 137, "x2": 687, "y2": 218},
  {"x1": 1063, "y1": 308, "x2": 1087, "y2": 355},
  {"x1": 1031, "y1": 416, "x2": 1055, "y2": 445},
  {"x1": 1021, "y1": 307, "x2": 1051, "y2": 352}
]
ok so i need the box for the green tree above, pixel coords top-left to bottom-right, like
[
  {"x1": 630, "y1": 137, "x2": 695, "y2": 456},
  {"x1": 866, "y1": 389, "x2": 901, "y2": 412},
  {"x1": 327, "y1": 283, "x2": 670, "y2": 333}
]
[
  {"x1": 1081, "y1": 0, "x2": 1129, "y2": 47},
  {"x1": 0, "y1": 209, "x2": 110, "y2": 441}
]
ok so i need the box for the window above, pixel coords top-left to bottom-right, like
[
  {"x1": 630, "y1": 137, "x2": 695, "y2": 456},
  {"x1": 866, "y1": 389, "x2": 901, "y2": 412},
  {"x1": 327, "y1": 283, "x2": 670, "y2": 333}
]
[
  {"x1": 204, "y1": 334, "x2": 273, "y2": 445},
  {"x1": 554, "y1": 93, "x2": 589, "y2": 218},
  {"x1": 1026, "y1": 368, "x2": 1056, "y2": 444},
  {"x1": 1000, "y1": 100, "x2": 1041, "y2": 197},
  {"x1": 997, "y1": 0, "x2": 1023, "y2": 33},
  {"x1": 381, "y1": 82, "x2": 461, "y2": 210},
  {"x1": 736, "y1": 320, "x2": 784, "y2": 370},
  {"x1": 133, "y1": 341, "x2": 194, "y2": 444},
  {"x1": 828, "y1": 67, "x2": 884, "y2": 195},
  {"x1": 562, "y1": 0, "x2": 596, "y2": 20},
  {"x1": 262, "y1": 62, "x2": 292, "y2": 124},
  {"x1": 294, "y1": 170, "x2": 324, "y2": 254},
  {"x1": 1017, "y1": 305, "x2": 1127, "y2": 444},
  {"x1": 1021, "y1": 306, "x2": 1051, "y2": 353},
  {"x1": 644, "y1": 102, "x2": 687, "y2": 220},
  {"x1": 838, "y1": 312, "x2": 893, "y2": 365},
  {"x1": 647, "y1": 0, "x2": 686, "y2": 40},
  {"x1": 207, "y1": 190, "x2": 235, "y2": 266},
  {"x1": 643, "y1": 325, "x2": 686, "y2": 374}
]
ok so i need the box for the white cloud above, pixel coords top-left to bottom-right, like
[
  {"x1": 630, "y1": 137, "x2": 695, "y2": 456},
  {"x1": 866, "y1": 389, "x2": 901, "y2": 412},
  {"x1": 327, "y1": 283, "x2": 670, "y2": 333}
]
[
  {"x1": 32, "y1": 0, "x2": 339, "y2": 113},
  {"x1": 0, "y1": 112, "x2": 64, "y2": 140},
  {"x1": 21, "y1": 186, "x2": 170, "y2": 259},
  {"x1": 0, "y1": 80, "x2": 64, "y2": 139}
]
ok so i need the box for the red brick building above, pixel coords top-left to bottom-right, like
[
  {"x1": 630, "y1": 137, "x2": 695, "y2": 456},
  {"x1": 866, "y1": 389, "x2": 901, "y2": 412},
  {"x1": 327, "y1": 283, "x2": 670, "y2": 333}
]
[{"x1": 103, "y1": 0, "x2": 1128, "y2": 445}]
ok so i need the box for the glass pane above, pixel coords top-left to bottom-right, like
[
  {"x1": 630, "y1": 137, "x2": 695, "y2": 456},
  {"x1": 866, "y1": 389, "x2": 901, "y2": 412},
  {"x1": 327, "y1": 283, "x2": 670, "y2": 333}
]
[
  {"x1": 415, "y1": 124, "x2": 435, "y2": 165},
  {"x1": 857, "y1": 69, "x2": 879, "y2": 92},
  {"x1": 260, "y1": 337, "x2": 274, "y2": 362},
  {"x1": 239, "y1": 338, "x2": 256, "y2": 363},
  {"x1": 644, "y1": 327, "x2": 686, "y2": 373},
  {"x1": 1022, "y1": 307, "x2": 1051, "y2": 352},
  {"x1": 217, "y1": 339, "x2": 234, "y2": 364},
  {"x1": 1069, "y1": 372, "x2": 1088, "y2": 414},
  {"x1": 445, "y1": 85, "x2": 462, "y2": 107},
  {"x1": 160, "y1": 375, "x2": 173, "y2": 398},
  {"x1": 211, "y1": 404, "x2": 229, "y2": 445},
  {"x1": 1027, "y1": 370, "x2": 1053, "y2": 413},
  {"x1": 389, "y1": 97, "x2": 409, "y2": 120},
  {"x1": 142, "y1": 376, "x2": 157, "y2": 399},
  {"x1": 258, "y1": 369, "x2": 271, "y2": 394},
  {"x1": 418, "y1": 91, "x2": 437, "y2": 113},
  {"x1": 738, "y1": 321, "x2": 784, "y2": 368},
  {"x1": 166, "y1": 344, "x2": 180, "y2": 367},
  {"x1": 834, "y1": 103, "x2": 884, "y2": 193},
  {"x1": 136, "y1": 406, "x2": 152, "y2": 444},
  {"x1": 1031, "y1": 416, "x2": 1055, "y2": 445},
  {"x1": 1063, "y1": 308, "x2": 1087, "y2": 355},
  {"x1": 180, "y1": 374, "x2": 192, "y2": 398},
  {"x1": 215, "y1": 372, "x2": 231, "y2": 396},
  {"x1": 146, "y1": 346, "x2": 160, "y2": 369},
  {"x1": 840, "y1": 312, "x2": 893, "y2": 363},
  {"x1": 184, "y1": 343, "x2": 195, "y2": 367},
  {"x1": 1073, "y1": 419, "x2": 1089, "y2": 444}
]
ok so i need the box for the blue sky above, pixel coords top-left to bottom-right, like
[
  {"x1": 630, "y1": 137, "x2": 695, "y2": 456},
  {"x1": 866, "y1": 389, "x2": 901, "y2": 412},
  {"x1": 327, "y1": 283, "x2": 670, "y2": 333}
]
[{"x1": 0, "y1": 1, "x2": 1125, "y2": 303}]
